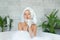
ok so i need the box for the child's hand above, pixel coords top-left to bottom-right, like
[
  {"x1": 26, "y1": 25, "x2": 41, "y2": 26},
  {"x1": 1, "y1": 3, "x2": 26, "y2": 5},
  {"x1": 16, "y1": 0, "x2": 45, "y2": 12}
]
[{"x1": 22, "y1": 22, "x2": 28, "y2": 31}]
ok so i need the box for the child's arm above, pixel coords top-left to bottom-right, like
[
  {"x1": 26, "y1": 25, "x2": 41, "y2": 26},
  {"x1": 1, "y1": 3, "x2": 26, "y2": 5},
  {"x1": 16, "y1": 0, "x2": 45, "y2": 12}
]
[{"x1": 18, "y1": 22, "x2": 22, "y2": 31}]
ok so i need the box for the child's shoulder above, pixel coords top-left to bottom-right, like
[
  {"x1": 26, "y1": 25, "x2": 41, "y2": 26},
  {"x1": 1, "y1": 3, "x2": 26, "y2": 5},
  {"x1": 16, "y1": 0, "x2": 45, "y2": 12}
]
[{"x1": 18, "y1": 22, "x2": 22, "y2": 25}]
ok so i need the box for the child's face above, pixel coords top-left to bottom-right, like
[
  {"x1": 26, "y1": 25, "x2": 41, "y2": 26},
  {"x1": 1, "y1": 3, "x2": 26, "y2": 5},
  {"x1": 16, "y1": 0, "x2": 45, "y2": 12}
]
[{"x1": 24, "y1": 10, "x2": 31, "y2": 20}]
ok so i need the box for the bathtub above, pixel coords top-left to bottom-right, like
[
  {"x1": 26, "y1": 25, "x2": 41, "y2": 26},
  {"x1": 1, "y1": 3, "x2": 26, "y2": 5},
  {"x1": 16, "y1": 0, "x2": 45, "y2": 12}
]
[{"x1": 0, "y1": 31, "x2": 60, "y2": 40}]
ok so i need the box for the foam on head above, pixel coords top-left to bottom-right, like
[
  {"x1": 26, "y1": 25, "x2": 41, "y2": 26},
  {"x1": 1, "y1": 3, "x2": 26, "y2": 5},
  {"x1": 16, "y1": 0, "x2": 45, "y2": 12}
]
[{"x1": 21, "y1": 7, "x2": 37, "y2": 25}]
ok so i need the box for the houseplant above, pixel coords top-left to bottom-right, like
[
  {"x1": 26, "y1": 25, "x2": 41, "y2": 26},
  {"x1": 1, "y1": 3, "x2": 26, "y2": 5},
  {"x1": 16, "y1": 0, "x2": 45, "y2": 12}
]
[
  {"x1": 39, "y1": 9, "x2": 59, "y2": 33},
  {"x1": 0, "y1": 16, "x2": 7, "y2": 32},
  {"x1": 9, "y1": 18, "x2": 13, "y2": 31},
  {"x1": 55, "y1": 18, "x2": 60, "y2": 29},
  {"x1": 0, "y1": 16, "x2": 13, "y2": 32},
  {"x1": 6, "y1": 16, "x2": 13, "y2": 31}
]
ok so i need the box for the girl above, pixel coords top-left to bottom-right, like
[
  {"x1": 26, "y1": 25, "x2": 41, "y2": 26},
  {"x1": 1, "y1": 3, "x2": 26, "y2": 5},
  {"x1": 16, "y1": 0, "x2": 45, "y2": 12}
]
[{"x1": 18, "y1": 7, "x2": 37, "y2": 37}]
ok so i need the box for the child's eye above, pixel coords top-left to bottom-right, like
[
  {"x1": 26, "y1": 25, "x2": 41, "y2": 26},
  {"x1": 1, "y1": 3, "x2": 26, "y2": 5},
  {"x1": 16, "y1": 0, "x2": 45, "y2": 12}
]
[
  {"x1": 28, "y1": 13, "x2": 30, "y2": 15},
  {"x1": 24, "y1": 13, "x2": 26, "y2": 15},
  {"x1": 29, "y1": 14, "x2": 30, "y2": 15}
]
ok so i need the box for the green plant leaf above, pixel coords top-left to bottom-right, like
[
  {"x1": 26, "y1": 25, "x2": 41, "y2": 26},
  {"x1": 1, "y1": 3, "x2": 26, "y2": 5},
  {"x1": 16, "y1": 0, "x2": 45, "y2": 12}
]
[{"x1": 39, "y1": 9, "x2": 59, "y2": 34}]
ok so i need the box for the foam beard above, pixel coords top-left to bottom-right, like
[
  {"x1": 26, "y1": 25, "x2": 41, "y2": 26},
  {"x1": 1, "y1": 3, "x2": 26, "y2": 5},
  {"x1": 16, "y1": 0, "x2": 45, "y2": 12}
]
[
  {"x1": 24, "y1": 19, "x2": 34, "y2": 37},
  {"x1": 24, "y1": 19, "x2": 33, "y2": 27}
]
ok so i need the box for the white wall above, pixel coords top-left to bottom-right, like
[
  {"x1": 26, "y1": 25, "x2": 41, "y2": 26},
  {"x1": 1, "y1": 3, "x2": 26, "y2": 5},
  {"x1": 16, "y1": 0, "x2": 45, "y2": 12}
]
[{"x1": 0, "y1": 0, "x2": 60, "y2": 31}]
